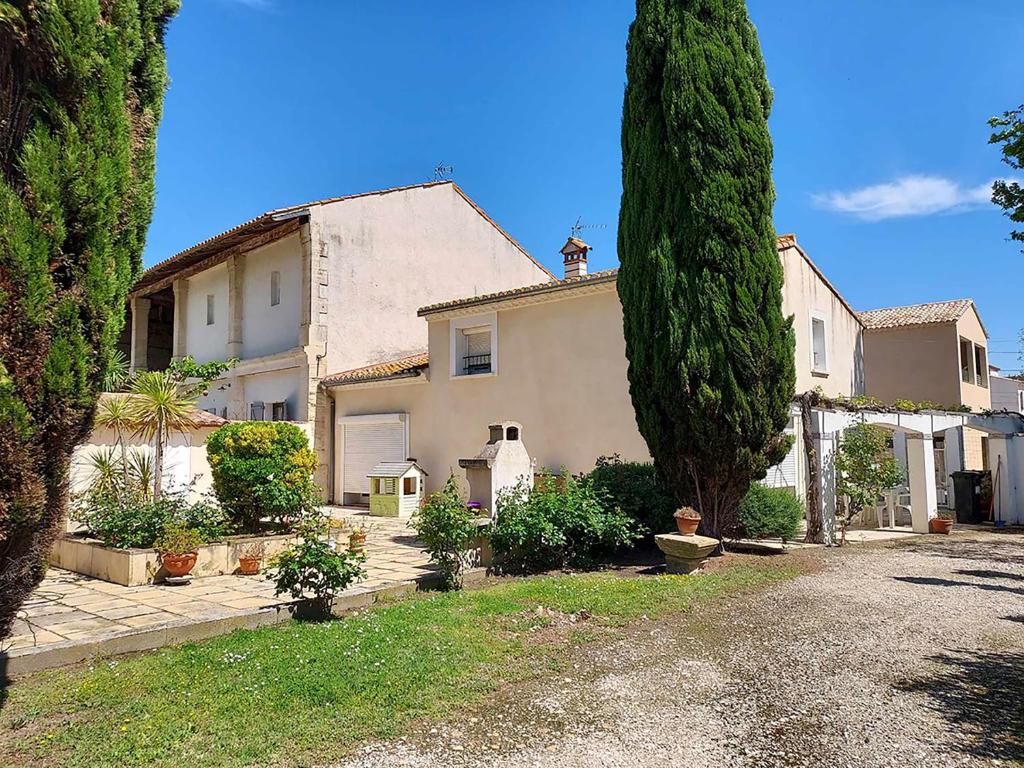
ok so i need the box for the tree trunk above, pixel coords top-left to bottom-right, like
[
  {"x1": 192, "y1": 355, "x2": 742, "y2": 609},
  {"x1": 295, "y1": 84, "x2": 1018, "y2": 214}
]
[
  {"x1": 153, "y1": 419, "x2": 164, "y2": 501},
  {"x1": 801, "y1": 391, "x2": 825, "y2": 544}
]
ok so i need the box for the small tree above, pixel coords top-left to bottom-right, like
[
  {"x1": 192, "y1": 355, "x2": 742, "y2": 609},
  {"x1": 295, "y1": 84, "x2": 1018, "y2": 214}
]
[
  {"x1": 125, "y1": 371, "x2": 196, "y2": 501},
  {"x1": 411, "y1": 473, "x2": 480, "y2": 590},
  {"x1": 989, "y1": 105, "x2": 1024, "y2": 252},
  {"x1": 833, "y1": 423, "x2": 904, "y2": 536}
]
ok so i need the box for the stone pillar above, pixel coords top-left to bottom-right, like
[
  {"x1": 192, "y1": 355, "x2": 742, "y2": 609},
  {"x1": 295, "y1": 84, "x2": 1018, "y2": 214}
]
[
  {"x1": 943, "y1": 427, "x2": 963, "y2": 509},
  {"x1": 129, "y1": 295, "x2": 151, "y2": 373},
  {"x1": 227, "y1": 254, "x2": 244, "y2": 359},
  {"x1": 987, "y1": 434, "x2": 1015, "y2": 525},
  {"x1": 171, "y1": 278, "x2": 188, "y2": 361},
  {"x1": 906, "y1": 433, "x2": 937, "y2": 533},
  {"x1": 812, "y1": 414, "x2": 839, "y2": 545},
  {"x1": 226, "y1": 375, "x2": 246, "y2": 421}
]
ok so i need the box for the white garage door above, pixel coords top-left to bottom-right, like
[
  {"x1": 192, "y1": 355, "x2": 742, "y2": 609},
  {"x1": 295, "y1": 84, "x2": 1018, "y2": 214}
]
[{"x1": 343, "y1": 420, "x2": 406, "y2": 495}]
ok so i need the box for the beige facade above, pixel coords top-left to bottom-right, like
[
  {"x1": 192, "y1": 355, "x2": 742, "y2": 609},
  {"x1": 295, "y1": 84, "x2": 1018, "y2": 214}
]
[
  {"x1": 861, "y1": 300, "x2": 991, "y2": 411},
  {"x1": 125, "y1": 181, "x2": 553, "y2": 487},
  {"x1": 326, "y1": 238, "x2": 864, "y2": 500}
]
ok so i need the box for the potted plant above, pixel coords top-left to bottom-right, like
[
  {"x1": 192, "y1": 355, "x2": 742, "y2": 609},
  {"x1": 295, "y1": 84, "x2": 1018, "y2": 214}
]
[
  {"x1": 154, "y1": 523, "x2": 204, "y2": 579},
  {"x1": 237, "y1": 541, "x2": 266, "y2": 575},
  {"x1": 929, "y1": 511, "x2": 955, "y2": 535},
  {"x1": 674, "y1": 506, "x2": 702, "y2": 536}
]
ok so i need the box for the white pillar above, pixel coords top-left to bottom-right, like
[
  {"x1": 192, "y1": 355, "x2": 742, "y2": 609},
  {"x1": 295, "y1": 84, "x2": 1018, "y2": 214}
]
[
  {"x1": 988, "y1": 434, "x2": 1015, "y2": 525},
  {"x1": 227, "y1": 254, "x2": 244, "y2": 359},
  {"x1": 814, "y1": 422, "x2": 839, "y2": 546},
  {"x1": 171, "y1": 278, "x2": 188, "y2": 361},
  {"x1": 906, "y1": 433, "x2": 937, "y2": 533},
  {"x1": 943, "y1": 427, "x2": 963, "y2": 509},
  {"x1": 129, "y1": 295, "x2": 151, "y2": 374}
]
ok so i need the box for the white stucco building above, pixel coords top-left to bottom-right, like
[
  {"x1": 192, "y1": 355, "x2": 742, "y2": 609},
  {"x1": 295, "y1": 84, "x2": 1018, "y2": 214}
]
[{"x1": 123, "y1": 181, "x2": 553, "y2": 488}]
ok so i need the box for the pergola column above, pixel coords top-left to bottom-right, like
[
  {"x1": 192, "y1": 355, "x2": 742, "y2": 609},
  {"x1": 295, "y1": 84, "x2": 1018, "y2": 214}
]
[
  {"x1": 171, "y1": 278, "x2": 188, "y2": 361},
  {"x1": 812, "y1": 419, "x2": 839, "y2": 545},
  {"x1": 227, "y1": 254, "x2": 244, "y2": 359},
  {"x1": 987, "y1": 434, "x2": 1015, "y2": 525},
  {"x1": 129, "y1": 295, "x2": 151, "y2": 373},
  {"x1": 906, "y1": 433, "x2": 937, "y2": 533}
]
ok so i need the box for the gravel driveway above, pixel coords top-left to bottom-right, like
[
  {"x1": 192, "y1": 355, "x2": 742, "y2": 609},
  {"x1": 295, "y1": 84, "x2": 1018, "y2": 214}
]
[{"x1": 338, "y1": 530, "x2": 1024, "y2": 768}]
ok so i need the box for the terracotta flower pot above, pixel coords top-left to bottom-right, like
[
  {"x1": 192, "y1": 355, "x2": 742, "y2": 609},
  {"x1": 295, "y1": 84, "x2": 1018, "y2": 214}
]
[
  {"x1": 238, "y1": 556, "x2": 261, "y2": 575},
  {"x1": 674, "y1": 513, "x2": 701, "y2": 536},
  {"x1": 349, "y1": 531, "x2": 367, "y2": 553},
  {"x1": 929, "y1": 517, "x2": 954, "y2": 535},
  {"x1": 161, "y1": 552, "x2": 198, "y2": 578}
]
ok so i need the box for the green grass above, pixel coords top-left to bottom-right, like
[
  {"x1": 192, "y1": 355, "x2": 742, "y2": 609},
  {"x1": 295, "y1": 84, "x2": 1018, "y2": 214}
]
[{"x1": 1, "y1": 563, "x2": 797, "y2": 767}]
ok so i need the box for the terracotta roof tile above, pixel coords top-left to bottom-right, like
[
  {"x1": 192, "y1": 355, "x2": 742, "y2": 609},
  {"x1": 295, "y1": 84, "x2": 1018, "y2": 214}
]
[
  {"x1": 859, "y1": 299, "x2": 977, "y2": 330},
  {"x1": 321, "y1": 353, "x2": 429, "y2": 387}
]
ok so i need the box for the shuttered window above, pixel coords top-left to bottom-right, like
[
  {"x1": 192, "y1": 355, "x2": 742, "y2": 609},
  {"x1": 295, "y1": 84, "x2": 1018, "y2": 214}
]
[{"x1": 343, "y1": 421, "x2": 406, "y2": 495}]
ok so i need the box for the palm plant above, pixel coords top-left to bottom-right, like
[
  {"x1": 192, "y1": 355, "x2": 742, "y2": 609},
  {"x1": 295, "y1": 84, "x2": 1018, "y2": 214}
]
[
  {"x1": 102, "y1": 350, "x2": 132, "y2": 392},
  {"x1": 85, "y1": 448, "x2": 121, "y2": 498},
  {"x1": 125, "y1": 371, "x2": 197, "y2": 500},
  {"x1": 94, "y1": 395, "x2": 135, "y2": 486},
  {"x1": 127, "y1": 449, "x2": 155, "y2": 502}
]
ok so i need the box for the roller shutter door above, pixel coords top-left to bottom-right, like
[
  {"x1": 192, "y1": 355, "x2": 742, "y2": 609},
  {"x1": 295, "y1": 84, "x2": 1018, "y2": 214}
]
[{"x1": 343, "y1": 421, "x2": 406, "y2": 495}]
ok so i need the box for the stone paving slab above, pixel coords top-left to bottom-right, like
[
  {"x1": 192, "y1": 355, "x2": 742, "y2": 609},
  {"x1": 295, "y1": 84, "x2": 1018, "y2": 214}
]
[{"x1": 2, "y1": 508, "x2": 438, "y2": 675}]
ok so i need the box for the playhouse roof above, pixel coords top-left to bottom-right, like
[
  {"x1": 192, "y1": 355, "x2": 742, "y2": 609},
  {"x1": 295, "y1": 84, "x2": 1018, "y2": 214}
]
[{"x1": 368, "y1": 461, "x2": 427, "y2": 478}]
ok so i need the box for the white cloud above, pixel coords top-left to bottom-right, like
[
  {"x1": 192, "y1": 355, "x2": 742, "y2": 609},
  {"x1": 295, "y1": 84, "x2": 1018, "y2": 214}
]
[{"x1": 813, "y1": 175, "x2": 999, "y2": 221}]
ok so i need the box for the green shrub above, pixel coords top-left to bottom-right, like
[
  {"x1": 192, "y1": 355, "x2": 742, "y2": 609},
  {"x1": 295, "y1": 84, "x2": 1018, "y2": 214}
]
[
  {"x1": 268, "y1": 517, "x2": 365, "y2": 617},
  {"x1": 411, "y1": 474, "x2": 480, "y2": 590},
  {"x1": 737, "y1": 484, "x2": 804, "y2": 542},
  {"x1": 153, "y1": 523, "x2": 205, "y2": 555},
  {"x1": 588, "y1": 454, "x2": 677, "y2": 536},
  {"x1": 490, "y1": 471, "x2": 640, "y2": 572},
  {"x1": 207, "y1": 422, "x2": 320, "y2": 531},
  {"x1": 72, "y1": 490, "x2": 229, "y2": 550}
]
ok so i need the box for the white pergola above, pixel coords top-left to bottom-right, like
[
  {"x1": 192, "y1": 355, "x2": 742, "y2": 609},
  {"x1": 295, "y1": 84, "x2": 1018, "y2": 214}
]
[{"x1": 808, "y1": 407, "x2": 1024, "y2": 542}]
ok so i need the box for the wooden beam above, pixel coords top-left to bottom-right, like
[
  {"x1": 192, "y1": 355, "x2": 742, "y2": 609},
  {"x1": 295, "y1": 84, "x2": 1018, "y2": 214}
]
[{"x1": 131, "y1": 219, "x2": 302, "y2": 298}]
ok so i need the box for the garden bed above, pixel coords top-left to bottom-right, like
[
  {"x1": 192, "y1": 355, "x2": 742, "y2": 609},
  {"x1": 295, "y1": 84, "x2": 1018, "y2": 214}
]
[{"x1": 50, "y1": 532, "x2": 298, "y2": 586}]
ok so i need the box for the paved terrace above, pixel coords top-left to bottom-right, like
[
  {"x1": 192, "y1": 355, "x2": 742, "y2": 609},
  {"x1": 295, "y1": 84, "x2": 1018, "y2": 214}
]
[{"x1": 2, "y1": 509, "x2": 434, "y2": 676}]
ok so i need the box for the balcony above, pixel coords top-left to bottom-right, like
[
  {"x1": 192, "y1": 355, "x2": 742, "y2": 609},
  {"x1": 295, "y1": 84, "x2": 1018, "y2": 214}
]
[{"x1": 462, "y1": 353, "x2": 492, "y2": 376}]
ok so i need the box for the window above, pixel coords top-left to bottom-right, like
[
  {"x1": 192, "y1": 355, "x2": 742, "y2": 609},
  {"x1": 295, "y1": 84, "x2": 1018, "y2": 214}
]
[
  {"x1": 270, "y1": 270, "x2": 281, "y2": 307},
  {"x1": 810, "y1": 314, "x2": 828, "y2": 374},
  {"x1": 206, "y1": 294, "x2": 215, "y2": 326},
  {"x1": 271, "y1": 401, "x2": 288, "y2": 421},
  {"x1": 1018, "y1": 389, "x2": 1024, "y2": 412},
  {"x1": 450, "y1": 313, "x2": 498, "y2": 378},
  {"x1": 974, "y1": 345, "x2": 988, "y2": 388},
  {"x1": 960, "y1": 338, "x2": 974, "y2": 384},
  {"x1": 249, "y1": 401, "x2": 265, "y2": 420},
  {"x1": 403, "y1": 476, "x2": 417, "y2": 496}
]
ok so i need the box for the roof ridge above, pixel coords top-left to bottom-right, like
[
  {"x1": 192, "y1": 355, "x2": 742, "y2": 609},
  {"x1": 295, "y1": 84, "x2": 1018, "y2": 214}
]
[{"x1": 860, "y1": 297, "x2": 972, "y2": 315}]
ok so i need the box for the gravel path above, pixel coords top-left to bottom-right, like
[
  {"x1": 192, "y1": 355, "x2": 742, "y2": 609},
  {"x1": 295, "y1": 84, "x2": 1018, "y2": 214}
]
[{"x1": 337, "y1": 531, "x2": 1024, "y2": 768}]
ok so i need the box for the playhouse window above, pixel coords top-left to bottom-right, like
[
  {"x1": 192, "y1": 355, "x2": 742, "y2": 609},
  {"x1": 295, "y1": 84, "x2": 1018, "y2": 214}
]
[{"x1": 403, "y1": 476, "x2": 417, "y2": 495}]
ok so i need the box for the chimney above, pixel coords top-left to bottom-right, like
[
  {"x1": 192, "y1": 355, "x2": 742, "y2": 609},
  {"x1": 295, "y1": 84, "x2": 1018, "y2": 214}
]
[{"x1": 560, "y1": 237, "x2": 590, "y2": 279}]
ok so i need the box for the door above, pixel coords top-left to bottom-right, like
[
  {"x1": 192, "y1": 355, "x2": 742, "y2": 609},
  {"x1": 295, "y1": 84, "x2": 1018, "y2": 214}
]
[{"x1": 342, "y1": 418, "x2": 406, "y2": 500}]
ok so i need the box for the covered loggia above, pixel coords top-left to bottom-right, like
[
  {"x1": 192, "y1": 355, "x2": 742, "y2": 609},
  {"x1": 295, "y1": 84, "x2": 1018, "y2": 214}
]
[{"x1": 805, "y1": 407, "x2": 1024, "y2": 542}]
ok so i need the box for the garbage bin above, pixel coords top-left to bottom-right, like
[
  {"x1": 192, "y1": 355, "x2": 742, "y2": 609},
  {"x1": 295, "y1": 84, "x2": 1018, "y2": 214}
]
[{"x1": 951, "y1": 470, "x2": 985, "y2": 524}]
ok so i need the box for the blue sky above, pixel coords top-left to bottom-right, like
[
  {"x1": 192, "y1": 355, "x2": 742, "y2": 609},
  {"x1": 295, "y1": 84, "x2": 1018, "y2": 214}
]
[{"x1": 147, "y1": 1, "x2": 1024, "y2": 372}]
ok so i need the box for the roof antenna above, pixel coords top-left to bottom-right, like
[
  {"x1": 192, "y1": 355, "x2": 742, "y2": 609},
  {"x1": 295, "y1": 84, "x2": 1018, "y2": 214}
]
[
  {"x1": 433, "y1": 164, "x2": 454, "y2": 181},
  {"x1": 570, "y1": 216, "x2": 606, "y2": 238}
]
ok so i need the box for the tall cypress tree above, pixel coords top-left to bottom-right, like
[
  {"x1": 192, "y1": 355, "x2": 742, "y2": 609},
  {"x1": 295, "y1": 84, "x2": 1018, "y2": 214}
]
[
  {"x1": 617, "y1": 0, "x2": 795, "y2": 538},
  {"x1": 0, "y1": 0, "x2": 178, "y2": 639}
]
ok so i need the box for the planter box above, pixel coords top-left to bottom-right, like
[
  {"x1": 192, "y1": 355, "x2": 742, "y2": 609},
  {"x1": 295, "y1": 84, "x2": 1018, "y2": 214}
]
[{"x1": 50, "y1": 533, "x2": 298, "y2": 586}]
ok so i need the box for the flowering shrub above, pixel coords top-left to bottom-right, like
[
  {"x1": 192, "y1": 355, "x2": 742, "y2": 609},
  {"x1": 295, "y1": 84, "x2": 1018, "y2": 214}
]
[
  {"x1": 490, "y1": 470, "x2": 639, "y2": 572},
  {"x1": 411, "y1": 474, "x2": 480, "y2": 590},
  {"x1": 72, "y1": 489, "x2": 228, "y2": 549},
  {"x1": 268, "y1": 517, "x2": 365, "y2": 617},
  {"x1": 207, "y1": 421, "x2": 321, "y2": 531}
]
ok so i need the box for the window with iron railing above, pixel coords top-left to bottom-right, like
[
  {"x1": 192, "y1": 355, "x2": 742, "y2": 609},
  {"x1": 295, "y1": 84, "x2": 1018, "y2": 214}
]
[
  {"x1": 460, "y1": 328, "x2": 492, "y2": 375},
  {"x1": 463, "y1": 353, "x2": 492, "y2": 375}
]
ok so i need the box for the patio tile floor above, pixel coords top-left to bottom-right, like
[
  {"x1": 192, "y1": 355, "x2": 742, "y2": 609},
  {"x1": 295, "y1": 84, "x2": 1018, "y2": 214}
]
[{"x1": 3, "y1": 508, "x2": 436, "y2": 672}]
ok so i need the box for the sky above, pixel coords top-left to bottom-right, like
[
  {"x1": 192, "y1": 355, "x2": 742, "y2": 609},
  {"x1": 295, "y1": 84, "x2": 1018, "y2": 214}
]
[{"x1": 147, "y1": 1, "x2": 1024, "y2": 373}]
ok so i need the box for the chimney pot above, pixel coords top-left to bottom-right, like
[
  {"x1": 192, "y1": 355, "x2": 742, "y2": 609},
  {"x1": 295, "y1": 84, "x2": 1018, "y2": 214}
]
[{"x1": 560, "y1": 237, "x2": 590, "y2": 279}]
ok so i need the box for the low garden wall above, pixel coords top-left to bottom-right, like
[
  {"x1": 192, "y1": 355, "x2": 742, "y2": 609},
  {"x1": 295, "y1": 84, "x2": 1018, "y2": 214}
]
[{"x1": 50, "y1": 533, "x2": 298, "y2": 586}]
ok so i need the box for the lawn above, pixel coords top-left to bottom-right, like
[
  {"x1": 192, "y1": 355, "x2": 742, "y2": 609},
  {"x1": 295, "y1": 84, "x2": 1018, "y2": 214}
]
[{"x1": 0, "y1": 561, "x2": 798, "y2": 768}]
